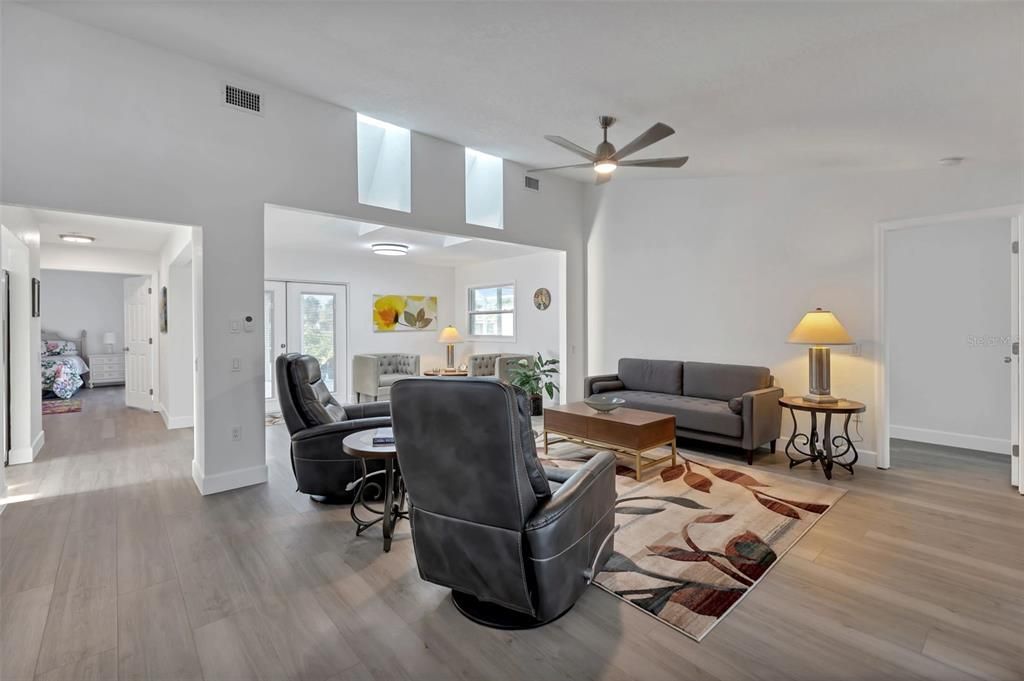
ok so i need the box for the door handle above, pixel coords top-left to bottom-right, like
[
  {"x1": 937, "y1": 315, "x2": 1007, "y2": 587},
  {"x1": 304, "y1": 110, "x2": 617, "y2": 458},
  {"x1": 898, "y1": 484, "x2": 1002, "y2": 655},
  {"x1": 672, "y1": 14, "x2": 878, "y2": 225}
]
[
  {"x1": 1004, "y1": 356, "x2": 1012, "y2": 363},
  {"x1": 124, "y1": 346, "x2": 130, "y2": 352}
]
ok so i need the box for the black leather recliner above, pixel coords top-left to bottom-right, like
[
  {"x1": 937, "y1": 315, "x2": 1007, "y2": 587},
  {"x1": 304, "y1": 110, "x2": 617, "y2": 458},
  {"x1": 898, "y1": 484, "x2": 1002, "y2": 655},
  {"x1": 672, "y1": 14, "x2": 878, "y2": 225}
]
[
  {"x1": 276, "y1": 353, "x2": 391, "y2": 503},
  {"x1": 391, "y1": 377, "x2": 617, "y2": 628}
]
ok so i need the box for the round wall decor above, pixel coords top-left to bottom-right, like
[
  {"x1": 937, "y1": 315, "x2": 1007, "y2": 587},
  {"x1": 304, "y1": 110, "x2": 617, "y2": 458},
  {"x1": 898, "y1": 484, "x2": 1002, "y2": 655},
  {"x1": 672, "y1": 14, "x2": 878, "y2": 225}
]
[{"x1": 533, "y1": 287, "x2": 551, "y2": 310}]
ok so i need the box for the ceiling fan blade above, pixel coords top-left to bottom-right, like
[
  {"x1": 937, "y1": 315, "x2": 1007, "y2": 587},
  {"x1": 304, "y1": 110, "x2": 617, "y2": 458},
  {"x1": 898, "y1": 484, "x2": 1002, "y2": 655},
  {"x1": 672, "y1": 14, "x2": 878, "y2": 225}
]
[
  {"x1": 525, "y1": 162, "x2": 593, "y2": 173},
  {"x1": 595, "y1": 173, "x2": 612, "y2": 185},
  {"x1": 544, "y1": 135, "x2": 597, "y2": 161},
  {"x1": 612, "y1": 123, "x2": 675, "y2": 161},
  {"x1": 618, "y1": 156, "x2": 689, "y2": 168}
]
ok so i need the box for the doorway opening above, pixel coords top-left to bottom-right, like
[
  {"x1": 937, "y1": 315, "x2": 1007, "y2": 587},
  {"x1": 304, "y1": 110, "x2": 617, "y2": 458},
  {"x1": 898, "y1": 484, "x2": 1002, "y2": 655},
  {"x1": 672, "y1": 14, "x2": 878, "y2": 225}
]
[
  {"x1": 0, "y1": 204, "x2": 204, "y2": 504},
  {"x1": 876, "y1": 205, "x2": 1024, "y2": 492}
]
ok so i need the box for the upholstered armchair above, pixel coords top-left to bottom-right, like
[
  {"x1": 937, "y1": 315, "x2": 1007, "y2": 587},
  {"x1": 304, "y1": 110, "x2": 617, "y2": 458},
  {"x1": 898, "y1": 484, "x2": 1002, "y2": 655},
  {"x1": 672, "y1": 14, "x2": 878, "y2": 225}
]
[
  {"x1": 391, "y1": 377, "x2": 617, "y2": 628},
  {"x1": 352, "y1": 353, "x2": 420, "y2": 402},
  {"x1": 276, "y1": 353, "x2": 391, "y2": 503},
  {"x1": 466, "y1": 353, "x2": 532, "y2": 382}
]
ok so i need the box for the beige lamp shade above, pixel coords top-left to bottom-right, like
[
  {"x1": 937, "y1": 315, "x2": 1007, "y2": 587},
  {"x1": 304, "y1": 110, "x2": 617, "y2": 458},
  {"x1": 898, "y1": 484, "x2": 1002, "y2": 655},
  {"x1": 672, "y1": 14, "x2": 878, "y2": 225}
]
[
  {"x1": 787, "y1": 308, "x2": 853, "y2": 345},
  {"x1": 102, "y1": 332, "x2": 117, "y2": 346},
  {"x1": 437, "y1": 325, "x2": 463, "y2": 344}
]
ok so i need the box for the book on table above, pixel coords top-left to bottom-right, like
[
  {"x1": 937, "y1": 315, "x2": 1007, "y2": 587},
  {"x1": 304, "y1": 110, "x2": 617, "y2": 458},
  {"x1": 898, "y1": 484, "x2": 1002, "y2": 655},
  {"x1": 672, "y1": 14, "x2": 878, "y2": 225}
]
[{"x1": 372, "y1": 427, "x2": 395, "y2": 446}]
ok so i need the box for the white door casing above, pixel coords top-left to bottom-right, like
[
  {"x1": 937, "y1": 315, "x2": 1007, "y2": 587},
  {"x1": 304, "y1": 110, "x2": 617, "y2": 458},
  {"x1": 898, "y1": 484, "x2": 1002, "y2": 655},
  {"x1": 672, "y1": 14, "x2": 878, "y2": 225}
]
[
  {"x1": 264, "y1": 281, "x2": 286, "y2": 413},
  {"x1": 124, "y1": 275, "x2": 153, "y2": 411}
]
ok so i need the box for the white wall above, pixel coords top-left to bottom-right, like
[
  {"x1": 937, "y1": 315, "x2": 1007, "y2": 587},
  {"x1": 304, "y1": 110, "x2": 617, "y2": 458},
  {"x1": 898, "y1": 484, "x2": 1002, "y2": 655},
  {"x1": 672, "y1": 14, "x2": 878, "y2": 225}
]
[
  {"x1": 453, "y1": 250, "x2": 565, "y2": 400},
  {"x1": 42, "y1": 243, "x2": 158, "y2": 276},
  {"x1": 265, "y1": 249, "x2": 456, "y2": 403},
  {"x1": 585, "y1": 165, "x2": 1023, "y2": 462},
  {"x1": 157, "y1": 228, "x2": 195, "y2": 429},
  {"x1": 40, "y1": 269, "x2": 129, "y2": 352},
  {"x1": 0, "y1": 208, "x2": 43, "y2": 470},
  {"x1": 2, "y1": 4, "x2": 586, "y2": 494},
  {"x1": 887, "y1": 218, "x2": 1012, "y2": 453}
]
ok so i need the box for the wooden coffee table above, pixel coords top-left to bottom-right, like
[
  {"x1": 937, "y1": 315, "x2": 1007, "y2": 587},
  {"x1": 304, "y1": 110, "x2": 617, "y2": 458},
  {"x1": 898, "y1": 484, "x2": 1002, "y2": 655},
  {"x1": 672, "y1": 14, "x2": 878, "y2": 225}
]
[{"x1": 542, "y1": 402, "x2": 676, "y2": 480}]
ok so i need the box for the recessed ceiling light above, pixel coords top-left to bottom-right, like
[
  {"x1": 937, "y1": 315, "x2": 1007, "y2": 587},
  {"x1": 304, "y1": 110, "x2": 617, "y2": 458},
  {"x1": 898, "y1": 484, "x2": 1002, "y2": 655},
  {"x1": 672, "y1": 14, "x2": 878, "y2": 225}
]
[
  {"x1": 59, "y1": 233, "x2": 95, "y2": 244},
  {"x1": 371, "y1": 243, "x2": 409, "y2": 256},
  {"x1": 939, "y1": 156, "x2": 966, "y2": 166}
]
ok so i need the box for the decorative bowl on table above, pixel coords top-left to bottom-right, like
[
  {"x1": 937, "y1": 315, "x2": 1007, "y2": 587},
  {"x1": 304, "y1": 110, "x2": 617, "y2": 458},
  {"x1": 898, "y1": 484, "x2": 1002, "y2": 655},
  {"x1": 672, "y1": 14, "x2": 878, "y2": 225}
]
[{"x1": 584, "y1": 395, "x2": 626, "y2": 413}]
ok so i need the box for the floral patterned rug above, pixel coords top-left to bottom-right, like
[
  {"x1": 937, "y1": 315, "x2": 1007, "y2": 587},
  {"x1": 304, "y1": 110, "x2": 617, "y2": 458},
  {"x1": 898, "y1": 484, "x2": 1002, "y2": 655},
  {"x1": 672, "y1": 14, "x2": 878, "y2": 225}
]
[
  {"x1": 41, "y1": 398, "x2": 82, "y2": 415},
  {"x1": 540, "y1": 439, "x2": 845, "y2": 641}
]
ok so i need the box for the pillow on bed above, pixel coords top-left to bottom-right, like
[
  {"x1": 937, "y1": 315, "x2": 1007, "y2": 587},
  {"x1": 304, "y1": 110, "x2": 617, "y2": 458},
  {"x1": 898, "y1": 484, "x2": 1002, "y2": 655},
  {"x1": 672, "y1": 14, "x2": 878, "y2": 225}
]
[{"x1": 43, "y1": 340, "x2": 78, "y2": 356}]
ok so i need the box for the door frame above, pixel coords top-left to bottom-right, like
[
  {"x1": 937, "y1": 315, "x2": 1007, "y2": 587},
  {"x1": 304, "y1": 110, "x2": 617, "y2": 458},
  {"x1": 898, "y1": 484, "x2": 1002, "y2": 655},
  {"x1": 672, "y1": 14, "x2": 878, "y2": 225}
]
[
  {"x1": 874, "y1": 204, "x2": 1024, "y2": 491},
  {"x1": 264, "y1": 278, "x2": 352, "y2": 407}
]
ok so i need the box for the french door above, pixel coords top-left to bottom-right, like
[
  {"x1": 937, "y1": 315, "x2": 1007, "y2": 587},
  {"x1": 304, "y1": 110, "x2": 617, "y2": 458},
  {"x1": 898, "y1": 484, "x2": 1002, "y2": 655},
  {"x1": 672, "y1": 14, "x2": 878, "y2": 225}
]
[{"x1": 265, "y1": 281, "x2": 348, "y2": 413}]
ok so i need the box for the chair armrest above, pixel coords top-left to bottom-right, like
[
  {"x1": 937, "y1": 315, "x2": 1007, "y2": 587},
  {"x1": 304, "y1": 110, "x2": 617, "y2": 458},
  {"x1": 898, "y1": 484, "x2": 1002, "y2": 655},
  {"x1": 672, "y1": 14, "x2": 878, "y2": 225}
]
[
  {"x1": 525, "y1": 451, "x2": 616, "y2": 558},
  {"x1": 291, "y1": 417, "x2": 391, "y2": 443},
  {"x1": 584, "y1": 374, "x2": 620, "y2": 397},
  {"x1": 344, "y1": 401, "x2": 391, "y2": 420},
  {"x1": 352, "y1": 354, "x2": 382, "y2": 395},
  {"x1": 741, "y1": 386, "x2": 784, "y2": 450}
]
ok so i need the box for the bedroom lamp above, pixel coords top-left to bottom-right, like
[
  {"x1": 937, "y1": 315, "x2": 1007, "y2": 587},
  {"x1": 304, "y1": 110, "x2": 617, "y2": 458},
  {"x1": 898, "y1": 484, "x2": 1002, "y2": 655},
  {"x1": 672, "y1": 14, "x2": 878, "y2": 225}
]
[
  {"x1": 102, "y1": 331, "x2": 116, "y2": 353},
  {"x1": 437, "y1": 325, "x2": 462, "y2": 370},
  {"x1": 787, "y1": 308, "x2": 853, "y2": 403}
]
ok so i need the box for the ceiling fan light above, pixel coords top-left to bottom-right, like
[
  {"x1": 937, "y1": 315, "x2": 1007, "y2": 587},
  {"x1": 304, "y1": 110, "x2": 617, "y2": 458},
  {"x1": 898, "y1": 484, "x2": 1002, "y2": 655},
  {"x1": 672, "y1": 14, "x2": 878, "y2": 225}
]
[
  {"x1": 594, "y1": 160, "x2": 617, "y2": 174},
  {"x1": 371, "y1": 242, "x2": 409, "y2": 256}
]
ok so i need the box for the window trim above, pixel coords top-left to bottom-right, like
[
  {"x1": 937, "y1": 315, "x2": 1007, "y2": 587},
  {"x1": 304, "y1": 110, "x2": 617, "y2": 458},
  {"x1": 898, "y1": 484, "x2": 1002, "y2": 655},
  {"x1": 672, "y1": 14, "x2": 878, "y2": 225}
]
[{"x1": 467, "y1": 282, "x2": 516, "y2": 341}]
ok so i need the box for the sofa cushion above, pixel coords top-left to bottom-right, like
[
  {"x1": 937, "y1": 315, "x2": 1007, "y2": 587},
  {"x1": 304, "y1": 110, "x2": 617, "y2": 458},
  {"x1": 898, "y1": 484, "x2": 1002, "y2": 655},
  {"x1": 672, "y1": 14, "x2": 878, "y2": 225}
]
[
  {"x1": 618, "y1": 358, "x2": 684, "y2": 395},
  {"x1": 683, "y1": 362, "x2": 771, "y2": 402},
  {"x1": 378, "y1": 373, "x2": 408, "y2": 387},
  {"x1": 728, "y1": 397, "x2": 743, "y2": 414},
  {"x1": 591, "y1": 379, "x2": 625, "y2": 394},
  {"x1": 600, "y1": 390, "x2": 742, "y2": 438}
]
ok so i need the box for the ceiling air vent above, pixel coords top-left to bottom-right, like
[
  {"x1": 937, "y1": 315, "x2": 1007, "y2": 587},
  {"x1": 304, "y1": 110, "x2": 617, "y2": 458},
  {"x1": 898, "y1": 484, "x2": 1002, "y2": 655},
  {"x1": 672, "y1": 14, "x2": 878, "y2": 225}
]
[
  {"x1": 524, "y1": 176, "x2": 540, "y2": 192},
  {"x1": 224, "y1": 84, "x2": 262, "y2": 114}
]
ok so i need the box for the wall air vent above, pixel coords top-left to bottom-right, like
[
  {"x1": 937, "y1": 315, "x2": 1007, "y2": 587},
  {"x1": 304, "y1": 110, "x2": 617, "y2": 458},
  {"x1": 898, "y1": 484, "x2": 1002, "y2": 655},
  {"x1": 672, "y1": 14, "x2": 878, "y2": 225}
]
[
  {"x1": 224, "y1": 84, "x2": 262, "y2": 114},
  {"x1": 524, "y1": 176, "x2": 540, "y2": 192}
]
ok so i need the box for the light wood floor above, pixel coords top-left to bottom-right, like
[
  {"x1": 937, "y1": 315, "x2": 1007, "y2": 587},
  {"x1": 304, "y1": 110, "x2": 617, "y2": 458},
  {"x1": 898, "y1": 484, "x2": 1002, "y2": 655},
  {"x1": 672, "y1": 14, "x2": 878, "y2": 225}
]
[{"x1": 2, "y1": 387, "x2": 1022, "y2": 681}]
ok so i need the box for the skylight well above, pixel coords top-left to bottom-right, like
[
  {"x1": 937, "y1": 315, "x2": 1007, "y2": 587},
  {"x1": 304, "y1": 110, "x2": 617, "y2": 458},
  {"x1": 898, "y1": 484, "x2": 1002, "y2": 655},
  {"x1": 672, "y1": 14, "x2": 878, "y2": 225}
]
[
  {"x1": 357, "y1": 113, "x2": 411, "y2": 213},
  {"x1": 465, "y1": 148, "x2": 503, "y2": 229}
]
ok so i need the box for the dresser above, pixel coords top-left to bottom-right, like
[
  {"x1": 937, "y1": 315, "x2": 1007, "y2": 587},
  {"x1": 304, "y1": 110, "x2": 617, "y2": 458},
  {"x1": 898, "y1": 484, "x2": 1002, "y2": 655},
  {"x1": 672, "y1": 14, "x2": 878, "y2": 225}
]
[{"x1": 89, "y1": 353, "x2": 126, "y2": 387}]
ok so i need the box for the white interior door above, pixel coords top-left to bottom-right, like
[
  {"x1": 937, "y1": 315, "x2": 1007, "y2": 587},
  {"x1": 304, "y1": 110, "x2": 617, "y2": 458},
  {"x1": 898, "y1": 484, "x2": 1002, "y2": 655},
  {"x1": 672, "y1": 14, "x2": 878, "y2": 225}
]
[
  {"x1": 123, "y1": 276, "x2": 153, "y2": 411},
  {"x1": 1013, "y1": 220, "x2": 1023, "y2": 491},
  {"x1": 285, "y1": 282, "x2": 348, "y2": 402},
  {"x1": 264, "y1": 281, "x2": 287, "y2": 413}
]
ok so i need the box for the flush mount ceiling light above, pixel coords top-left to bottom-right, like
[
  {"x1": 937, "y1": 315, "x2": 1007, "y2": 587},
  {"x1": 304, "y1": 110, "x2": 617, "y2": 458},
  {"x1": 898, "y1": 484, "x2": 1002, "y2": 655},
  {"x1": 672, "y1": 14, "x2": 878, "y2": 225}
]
[
  {"x1": 59, "y1": 233, "x2": 96, "y2": 244},
  {"x1": 371, "y1": 242, "x2": 409, "y2": 256},
  {"x1": 939, "y1": 156, "x2": 966, "y2": 166}
]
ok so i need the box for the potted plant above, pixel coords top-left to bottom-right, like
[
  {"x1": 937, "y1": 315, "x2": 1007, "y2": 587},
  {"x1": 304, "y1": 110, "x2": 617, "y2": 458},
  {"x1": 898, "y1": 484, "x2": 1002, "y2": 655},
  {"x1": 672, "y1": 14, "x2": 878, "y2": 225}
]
[{"x1": 509, "y1": 353, "x2": 560, "y2": 416}]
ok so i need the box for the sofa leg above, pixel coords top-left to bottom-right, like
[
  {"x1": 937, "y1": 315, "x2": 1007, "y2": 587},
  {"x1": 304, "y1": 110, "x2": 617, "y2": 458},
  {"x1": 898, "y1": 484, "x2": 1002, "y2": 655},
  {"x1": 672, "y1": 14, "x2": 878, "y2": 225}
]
[
  {"x1": 770, "y1": 439, "x2": 777, "y2": 454},
  {"x1": 745, "y1": 449, "x2": 754, "y2": 465}
]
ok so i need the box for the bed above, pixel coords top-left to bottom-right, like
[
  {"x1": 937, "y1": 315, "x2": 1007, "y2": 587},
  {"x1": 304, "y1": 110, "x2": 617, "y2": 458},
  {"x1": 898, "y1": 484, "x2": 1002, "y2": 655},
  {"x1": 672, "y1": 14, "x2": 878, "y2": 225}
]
[{"x1": 41, "y1": 330, "x2": 91, "y2": 399}]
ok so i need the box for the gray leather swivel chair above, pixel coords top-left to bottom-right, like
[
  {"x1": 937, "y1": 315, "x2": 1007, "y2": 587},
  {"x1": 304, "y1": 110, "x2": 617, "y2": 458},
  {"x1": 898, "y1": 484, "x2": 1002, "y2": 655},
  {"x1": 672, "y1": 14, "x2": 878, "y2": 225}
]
[
  {"x1": 276, "y1": 353, "x2": 390, "y2": 503},
  {"x1": 391, "y1": 377, "x2": 617, "y2": 628}
]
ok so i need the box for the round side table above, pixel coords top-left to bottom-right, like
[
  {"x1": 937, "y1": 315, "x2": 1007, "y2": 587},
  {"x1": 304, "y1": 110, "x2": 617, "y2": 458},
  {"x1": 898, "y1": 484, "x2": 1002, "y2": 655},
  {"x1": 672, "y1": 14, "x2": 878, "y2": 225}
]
[
  {"x1": 343, "y1": 430, "x2": 406, "y2": 552},
  {"x1": 778, "y1": 396, "x2": 866, "y2": 480}
]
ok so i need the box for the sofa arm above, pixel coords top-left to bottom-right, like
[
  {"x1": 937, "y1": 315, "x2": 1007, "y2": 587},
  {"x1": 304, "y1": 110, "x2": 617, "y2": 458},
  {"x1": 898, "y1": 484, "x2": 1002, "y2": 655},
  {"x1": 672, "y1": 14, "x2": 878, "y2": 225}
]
[
  {"x1": 584, "y1": 373, "x2": 619, "y2": 397},
  {"x1": 352, "y1": 354, "x2": 382, "y2": 397},
  {"x1": 525, "y1": 451, "x2": 616, "y2": 556},
  {"x1": 741, "y1": 386, "x2": 784, "y2": 450},
  {"x1": 344, "y1": 401, "x2": 391, "y2": 420},
  {"x1": 291, "y1": 416, "x2": 391, "y2": 462}
]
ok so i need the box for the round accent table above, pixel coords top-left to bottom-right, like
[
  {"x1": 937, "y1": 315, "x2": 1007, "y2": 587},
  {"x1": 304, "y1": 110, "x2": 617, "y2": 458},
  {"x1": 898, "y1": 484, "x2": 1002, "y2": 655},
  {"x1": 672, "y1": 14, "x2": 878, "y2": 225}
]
[
  {"x1": 778, "y1": 396, "x2": 866, "y2": 480},
  {"x1": 342, "y1": 430, "x2": 406, "y2": 552}
]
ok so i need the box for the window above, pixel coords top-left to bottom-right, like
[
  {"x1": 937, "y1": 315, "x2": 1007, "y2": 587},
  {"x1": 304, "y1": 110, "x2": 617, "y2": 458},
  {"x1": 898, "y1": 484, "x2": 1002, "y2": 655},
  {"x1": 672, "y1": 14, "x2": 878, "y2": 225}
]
[
  {"x1": 468, "y1": 284, "x2": 515, "y2": 338},
  {"x1": 357, "y1": 113, "x2": 411, "y2": 213},
  {"x1": 465, "y1": 148, "x2": 503, "y2": 228},
  {"x1": 300, "y1": 293, "x2": 337, "y2": 393}
]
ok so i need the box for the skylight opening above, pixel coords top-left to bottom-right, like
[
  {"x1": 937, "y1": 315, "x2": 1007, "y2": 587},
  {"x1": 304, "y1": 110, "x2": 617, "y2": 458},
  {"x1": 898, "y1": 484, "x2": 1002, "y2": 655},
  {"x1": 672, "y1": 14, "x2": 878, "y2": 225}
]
[
  {"x1": 357, "y1": 113, "x2": 411, "y2": 213},
  {"x1": 465, "y1": 148, "x2": 503, "y2": 229}
]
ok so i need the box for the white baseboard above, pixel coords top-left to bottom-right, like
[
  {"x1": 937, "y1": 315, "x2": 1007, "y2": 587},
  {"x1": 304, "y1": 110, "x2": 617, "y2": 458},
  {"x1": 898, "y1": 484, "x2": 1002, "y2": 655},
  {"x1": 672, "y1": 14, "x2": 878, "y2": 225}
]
[
  {"x1": 192, "y1": 459, "x2": 267, "y2": 496},
  {"x1": 890, "y1": 425, "x2": 1010, "y2": 455},
  {"x1": 8, "y1": 430, "x2": 45, "y2": 465},
  {"x1": 159, "y1": 403, "x2": 193, "y2": 430}
]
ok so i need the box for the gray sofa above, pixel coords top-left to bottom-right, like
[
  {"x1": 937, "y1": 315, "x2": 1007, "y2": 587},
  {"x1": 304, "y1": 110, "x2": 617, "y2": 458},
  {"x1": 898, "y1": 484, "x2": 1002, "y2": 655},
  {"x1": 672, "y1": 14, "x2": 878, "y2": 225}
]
[
  {"x1": 466, "y1": 353, "x2": 532, "y2": 382},
  {"x1": 585, "y1": 358, "x2": 783, "y2": 464},
  {"x1": 352, "y1": 353, "x2": 420, "y2": 402}
]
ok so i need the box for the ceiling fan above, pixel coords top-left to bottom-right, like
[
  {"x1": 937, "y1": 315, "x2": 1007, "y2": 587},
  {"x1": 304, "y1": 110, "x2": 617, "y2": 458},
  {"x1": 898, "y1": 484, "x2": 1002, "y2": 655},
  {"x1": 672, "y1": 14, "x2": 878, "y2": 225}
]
[{"x1": 527, "y1": 116, "x2": 689, "y2": 184}]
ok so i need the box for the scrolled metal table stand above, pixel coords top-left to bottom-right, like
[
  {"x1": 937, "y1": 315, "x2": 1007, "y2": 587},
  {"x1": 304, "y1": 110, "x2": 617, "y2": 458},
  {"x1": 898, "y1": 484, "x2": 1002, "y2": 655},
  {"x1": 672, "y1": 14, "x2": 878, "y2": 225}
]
[
  {"x1": 350, "y1": 459, "x2": 408, "y2": 552},
  {"x1": 784, "y1": 408, "x2": 859, "y2": 480}
]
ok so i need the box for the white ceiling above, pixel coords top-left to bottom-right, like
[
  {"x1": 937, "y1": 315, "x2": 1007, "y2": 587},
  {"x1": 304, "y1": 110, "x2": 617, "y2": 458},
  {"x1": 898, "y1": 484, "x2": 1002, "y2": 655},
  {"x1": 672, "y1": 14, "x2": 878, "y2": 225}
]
[
  {"x1": 30, "y1": 2, "x2": 1024, "y2": 181},
  {"x1": 32, "y1": 208, "x2": 184, "y2": 252},
  {"x1": 264, "y1": 204, "x2": 549, "y2": 267}
]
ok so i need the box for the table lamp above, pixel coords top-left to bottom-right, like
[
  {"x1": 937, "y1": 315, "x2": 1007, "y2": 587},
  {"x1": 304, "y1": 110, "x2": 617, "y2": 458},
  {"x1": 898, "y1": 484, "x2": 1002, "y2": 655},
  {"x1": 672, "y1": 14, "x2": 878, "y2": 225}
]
[
  {"x1": 787, "y1": 308, "x2": 853, "y2": 403},
  {"x1": 102, "y1": 331, "x2": 116, "y2": 353},
  {"x1": 437, "y1": 325, "x2": 462, "y2": 370}
]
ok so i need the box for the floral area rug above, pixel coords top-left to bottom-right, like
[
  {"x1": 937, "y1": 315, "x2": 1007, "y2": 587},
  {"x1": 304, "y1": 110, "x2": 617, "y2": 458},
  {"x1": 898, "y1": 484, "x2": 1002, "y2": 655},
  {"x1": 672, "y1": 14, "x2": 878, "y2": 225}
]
[
  {"x1": 41, "y1": 398, "x2": 82, "y2": 415},
  {"x1": 540, "y1": 439, "x2": 845, "y2": 641}
]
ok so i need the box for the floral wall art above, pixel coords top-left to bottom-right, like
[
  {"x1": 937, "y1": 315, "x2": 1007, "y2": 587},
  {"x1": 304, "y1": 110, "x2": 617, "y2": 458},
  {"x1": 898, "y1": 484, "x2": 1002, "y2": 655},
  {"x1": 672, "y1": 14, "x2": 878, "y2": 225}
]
[{"x1": 372, "y1": 294, "x2": 438, "y2": 332}]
